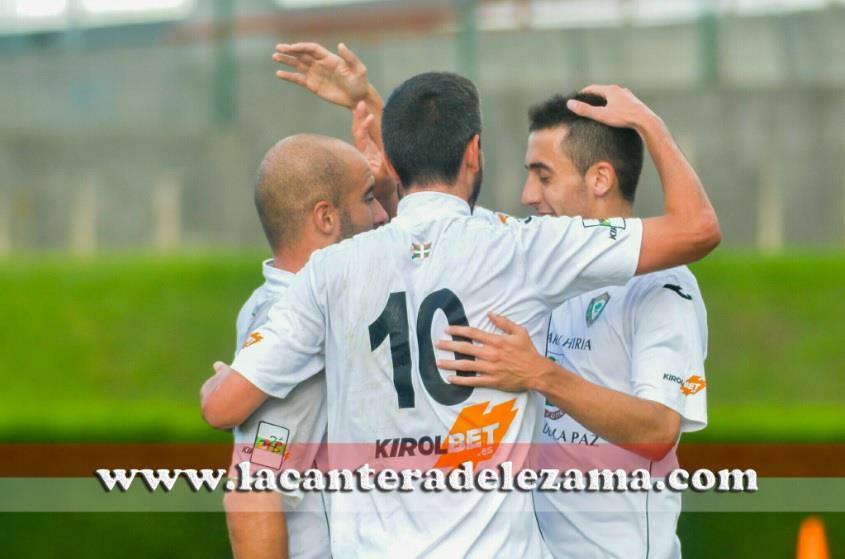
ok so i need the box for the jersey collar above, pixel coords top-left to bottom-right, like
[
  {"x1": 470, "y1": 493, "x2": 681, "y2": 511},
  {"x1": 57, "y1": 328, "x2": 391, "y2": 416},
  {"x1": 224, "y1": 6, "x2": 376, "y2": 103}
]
[
  {"x1": 394, "y1": 191, "x2": 471, "y2": 227},
  {"x1": 262, "y1": 259, "x2": 294, "y2": 295}
]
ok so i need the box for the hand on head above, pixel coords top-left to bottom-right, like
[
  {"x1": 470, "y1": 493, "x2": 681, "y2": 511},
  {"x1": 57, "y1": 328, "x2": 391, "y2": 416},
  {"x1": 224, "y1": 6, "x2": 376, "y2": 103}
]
[{"x1": 566, "y1": 85, "x2": 658, "y2": 131}]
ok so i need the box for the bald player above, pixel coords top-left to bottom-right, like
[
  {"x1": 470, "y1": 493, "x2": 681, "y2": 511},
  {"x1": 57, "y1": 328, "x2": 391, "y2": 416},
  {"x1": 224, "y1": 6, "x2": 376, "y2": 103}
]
[{"x1": 201, "y1": 133, "x2": 388, "y2": 559}]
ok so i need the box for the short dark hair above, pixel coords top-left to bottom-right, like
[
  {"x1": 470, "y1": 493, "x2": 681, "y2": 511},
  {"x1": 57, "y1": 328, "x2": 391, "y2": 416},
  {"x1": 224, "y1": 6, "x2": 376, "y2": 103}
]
[
  {"x1": 382, "y1": 72, "x2": 481, "y2": 188},
  {"x1": 528, "y1": 93, "x2": 644, "y2": 203}
]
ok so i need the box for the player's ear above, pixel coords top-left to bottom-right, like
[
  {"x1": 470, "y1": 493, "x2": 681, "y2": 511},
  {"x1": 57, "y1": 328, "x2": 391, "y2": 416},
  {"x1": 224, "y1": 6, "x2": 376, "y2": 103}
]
[
  {"x1": 586, "y1": 161, "x2": 616, "y2": 199},
  {"x1": 312, "y1": 199, "x2": 340, "y2": 238},
  {"x1": 463, "y1": 134, "x2": 481, "y2": 173}
]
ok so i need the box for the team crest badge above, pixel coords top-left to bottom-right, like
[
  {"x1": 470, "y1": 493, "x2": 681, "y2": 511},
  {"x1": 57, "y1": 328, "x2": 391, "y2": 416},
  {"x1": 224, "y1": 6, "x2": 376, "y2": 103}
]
[
  {"x1": 411, "y1": 242, "x2": 432, "y2": 260},
  {"x1": 582, "y1": 217, "x2": 626, "y2": 240},
  {"x1": 250, "y1": 421, "x2": 290, "y2": 469},
  {"x1": 582, "y1": 217, "x2": 626, "y2": 229},
  {"x1": 586, "y1": 292, "x2": 610, "y2": 327}
]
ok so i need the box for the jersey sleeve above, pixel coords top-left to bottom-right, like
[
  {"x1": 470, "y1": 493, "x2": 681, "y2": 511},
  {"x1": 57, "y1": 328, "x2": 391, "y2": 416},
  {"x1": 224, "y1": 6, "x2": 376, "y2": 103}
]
[
  {"x1": 231, "y1": 375, "x2": 327, "y2": 505},
  {"x1": 519, "y1": 216, "x2": 643, "y2": 305},
  {"x1": 472, "y1": 205, "x2": 513, "y2": 226},
  {"x1": 231, "y1": 255, "x2": 328, "y2": 399},
  {"x1": 629, "y1": 278, "x2": 708, "y2": 432},
  {"x1": 233, "y1": 288, "x2": 262, "y2": 360}
]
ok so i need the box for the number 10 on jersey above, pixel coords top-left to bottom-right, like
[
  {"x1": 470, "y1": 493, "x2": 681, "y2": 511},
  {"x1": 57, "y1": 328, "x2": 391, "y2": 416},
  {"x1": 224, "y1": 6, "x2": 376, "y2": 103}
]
[{"x1": 368, "y1": 289, "x2": 477, "y2": 409}]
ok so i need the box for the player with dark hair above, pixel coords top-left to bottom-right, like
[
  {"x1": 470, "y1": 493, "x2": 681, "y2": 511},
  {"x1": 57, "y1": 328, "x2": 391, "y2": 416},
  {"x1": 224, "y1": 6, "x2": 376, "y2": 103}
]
[
  {"x1": 526, "y1": 92, "x2": 644, "y2": 204},
  {"x1": 381, "y1": 71, "x2": 483, "y2": 208},
  {"x1": 269, "y1": 44, "x2": 713, "y2": 558},
  {"x1": 437, "y1": 89, "x2": 709, "y2": 558}
]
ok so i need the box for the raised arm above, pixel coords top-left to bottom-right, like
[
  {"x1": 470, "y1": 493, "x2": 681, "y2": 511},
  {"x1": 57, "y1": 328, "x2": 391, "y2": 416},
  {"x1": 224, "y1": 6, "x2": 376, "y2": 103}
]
[
  {"x1": 351, "y1": 100, "x2": 398, "y2": 217},
  {"x1": 273, "y1": 42, "x2": 396, "y2": 215},
  {"x1": 274, "y1": 43, "x2": 376, "y2": 106},
  {"x1": 566, "y1": 86, "x2": 721, "y2": 274},
  {"x1": 273, "y1": 42, "x2": 383, "y2": 141}
]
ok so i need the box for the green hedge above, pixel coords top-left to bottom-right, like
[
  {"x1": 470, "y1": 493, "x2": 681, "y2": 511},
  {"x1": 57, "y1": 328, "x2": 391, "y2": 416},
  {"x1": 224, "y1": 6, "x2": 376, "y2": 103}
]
[{"x1": 2, "y1": 251, "x2": 844, "y2": 442}]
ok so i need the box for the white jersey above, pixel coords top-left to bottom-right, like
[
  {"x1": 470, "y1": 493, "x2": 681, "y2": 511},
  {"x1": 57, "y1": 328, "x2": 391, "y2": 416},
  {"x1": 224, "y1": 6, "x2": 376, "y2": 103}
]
[
  {"x1": 233, "y1": 260, "x2": 331, "y2": 559},
  {"x1": 534, "y1": 266, "x2": 708, "y2": 559},
  {"x1": 232, "y1": 192, "x2": 644, "y2": 558},
  {"x1": 471, "y1": 205, "x2": 512, "y2": 226}
]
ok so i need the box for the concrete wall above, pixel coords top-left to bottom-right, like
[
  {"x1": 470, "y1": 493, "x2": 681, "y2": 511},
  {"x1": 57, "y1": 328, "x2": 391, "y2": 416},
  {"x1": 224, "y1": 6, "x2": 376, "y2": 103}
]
[{"x1": 1, "y1": 3, "x2": 844, "y2": 252}]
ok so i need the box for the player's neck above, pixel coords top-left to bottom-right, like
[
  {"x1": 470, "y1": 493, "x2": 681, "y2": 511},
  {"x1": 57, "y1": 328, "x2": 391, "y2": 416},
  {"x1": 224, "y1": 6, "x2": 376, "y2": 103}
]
[
  {"x1": 272, "y1": 249, "x2": 307, "y2": 274},
  {"x1": 403, "y1": 183, "x2": 468, "y2": 203},
  {"x1": 587, "y1": 198, "x2": 634, "y2": 219}
]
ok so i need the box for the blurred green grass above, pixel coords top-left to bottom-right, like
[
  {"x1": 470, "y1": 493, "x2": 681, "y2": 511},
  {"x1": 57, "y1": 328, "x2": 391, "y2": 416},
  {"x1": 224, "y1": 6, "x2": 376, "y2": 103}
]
[
  {"x1": 0, "y1": 252, "x2": 264, "y2": 443},
  {"x1": 1, "y1": 250, "x2": 844, "y2": 442},
  {"x1": 2, "y1": 512, "x2": 842, "y2": 559},
  {"x1": 2, "y1": 251, "x2": 843, "y2": 559}
]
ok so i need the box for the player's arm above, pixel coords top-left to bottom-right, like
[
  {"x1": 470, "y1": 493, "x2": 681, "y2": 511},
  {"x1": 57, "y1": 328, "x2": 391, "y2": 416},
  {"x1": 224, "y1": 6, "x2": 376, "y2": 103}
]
[
  {"x1": 202, "y1": 261, "x2": 329, "y2": 430},
  {"x1": 352, "y1": 99, "x2": 398, "y2": 217},
  {"x1": 224, "y1": 477, "x2": 288, "y2": 559},
  {"x1": 205, "y1": 301, "x2": 290, "y2": 559},
  {"x1": 437, "y1": 313, "x2": 681, "y2": 461},
  {"x1": 201, "y1": 361, "x2": 269, "y2": 430},
  {"x1": 273, "y1": 42, "x2": 398, "y2": 217},
  {"x1": 567, "y1": 86, "x2": 721, "y2": 274}
]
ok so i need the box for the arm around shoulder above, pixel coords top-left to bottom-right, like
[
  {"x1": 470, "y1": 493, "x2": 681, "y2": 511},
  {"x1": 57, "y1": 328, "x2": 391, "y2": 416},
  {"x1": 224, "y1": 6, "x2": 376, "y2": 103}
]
[{"x1": 201, "y1": 363, "x2": 269, "y2": 430}]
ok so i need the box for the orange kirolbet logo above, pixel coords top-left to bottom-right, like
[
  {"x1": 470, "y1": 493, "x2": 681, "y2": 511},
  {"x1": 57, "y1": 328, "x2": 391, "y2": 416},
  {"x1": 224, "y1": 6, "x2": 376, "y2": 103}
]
[
  {"x1": 242, "y1": 332, "x2": 263, "y2": 349},
  {"x1": 681, "y1": 375, "x2": 706, "y2": 396},
  {"x1": 435, "y1": 399, "x2": 518, "y2": 469}
]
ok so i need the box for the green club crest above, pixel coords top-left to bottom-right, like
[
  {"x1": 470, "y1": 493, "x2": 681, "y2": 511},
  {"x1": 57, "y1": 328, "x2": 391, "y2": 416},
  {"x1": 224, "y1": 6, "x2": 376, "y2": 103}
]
[{"x1": 586, "y1": 292, "x2": 610, "y2": 327}]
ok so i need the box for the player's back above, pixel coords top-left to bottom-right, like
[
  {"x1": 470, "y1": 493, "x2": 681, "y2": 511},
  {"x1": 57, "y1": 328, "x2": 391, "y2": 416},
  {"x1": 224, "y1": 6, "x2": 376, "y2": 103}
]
[
  {"x1": 235, "y1": 191, "x2": 643, "y2": 557},
  {"x1": 311, "y1": 192, "x2": 642, "y2": 557}
]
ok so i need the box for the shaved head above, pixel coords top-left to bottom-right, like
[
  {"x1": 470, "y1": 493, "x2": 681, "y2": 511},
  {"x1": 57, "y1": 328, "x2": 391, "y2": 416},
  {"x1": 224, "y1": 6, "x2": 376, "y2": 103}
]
[{"x1": 255, "y1": 134, "x2": 367, "y2": 251}]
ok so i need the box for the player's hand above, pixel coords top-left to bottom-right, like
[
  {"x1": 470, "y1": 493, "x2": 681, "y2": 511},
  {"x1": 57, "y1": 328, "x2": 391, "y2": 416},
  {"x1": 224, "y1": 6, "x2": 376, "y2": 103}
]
[
  {"x1": 566, "y1": 85, "x2": 659, "y2": 131},
  {"x1": 352, "y1": 100, "x2": 397, "y2": 215},
  {"x1": 352, "y1": 101, "x2": 385, "y2": 180},
  {"x1": 273, "y1": 42, "x2": 369, "y2": 109},
  {"x1": 200, "y1": 361, "x2": 234, "y2": 407},
  {"x1": 212, "y1": 361, "x2": 232, "y2": 377},
  {"x1": 435, "y1": 313, "x2": 550, "y2": 393},
  {"x1": 201, "y1": 361, "x2": 269, "y2": 430}
]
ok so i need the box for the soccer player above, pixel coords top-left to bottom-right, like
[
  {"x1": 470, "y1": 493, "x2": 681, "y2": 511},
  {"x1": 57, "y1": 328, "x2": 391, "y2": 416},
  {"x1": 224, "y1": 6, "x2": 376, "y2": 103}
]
[
  {"x1": 202, "y1": 67, "x2": 719, "y2": 557},
  {"x1": 201, "y1": 132, "x2": 388, "y2": 559},
  {"x1": 272, "y1": 43, "x2": 710, "y2": 557},
  {"x1": 436, "y1": 92, "x2": 709, "y2": 558}
]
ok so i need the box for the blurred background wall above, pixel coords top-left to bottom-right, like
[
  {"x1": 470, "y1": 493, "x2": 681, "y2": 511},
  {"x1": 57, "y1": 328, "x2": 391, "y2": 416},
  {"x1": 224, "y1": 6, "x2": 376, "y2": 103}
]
[{"x1": 1, "y1": 0, "x2": 844, "y2": 253}]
